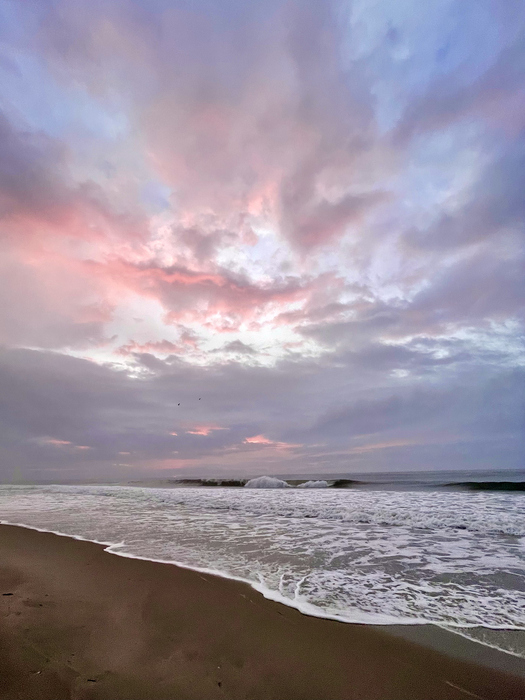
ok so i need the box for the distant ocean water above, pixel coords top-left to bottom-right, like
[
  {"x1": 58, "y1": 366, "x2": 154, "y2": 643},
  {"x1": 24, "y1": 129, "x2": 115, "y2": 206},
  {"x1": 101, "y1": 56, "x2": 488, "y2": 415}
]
[{"x1": 1, "y1": 471, "x2": 524, "y2": 658}]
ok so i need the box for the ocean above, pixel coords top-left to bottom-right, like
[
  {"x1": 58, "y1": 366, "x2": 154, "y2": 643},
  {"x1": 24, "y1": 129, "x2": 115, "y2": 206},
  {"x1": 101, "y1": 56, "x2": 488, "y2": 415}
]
[{"x1": 1, "y1": 470, "x2": 524, "y2": 659}]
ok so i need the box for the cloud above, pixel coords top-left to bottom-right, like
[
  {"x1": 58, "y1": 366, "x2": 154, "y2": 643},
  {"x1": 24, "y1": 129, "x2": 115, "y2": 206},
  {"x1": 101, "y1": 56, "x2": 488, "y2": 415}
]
[
  {"x1": 395, "y1": 28, "x2": 525, "y2": 143},
  {"x1": 34, "y1": 437, "x2": 72, "y2": 447},
  {"x1": 118, "y1": 338, "x2": 198, "y2": 358},
  {"x1": 88, "y1": 257, "x2": 314, "y2": 334},
  {"x1": 0, "y1": 110, "x2": 147, "y2": 349},
  {"x1": 407, "y1": 139, "x2": 525, "y2": 251},
  {"x1": 407, "y1": 250, "x2": 525, "y2": 330},
  {"x1": 186, "y1": 425, "x2": 228, "y2": 436},
  {"x1": 244, "y1": 434, "x2": 273, "y2": 445},
  {"x1": 33, "y1": 0, "x2": 388, "y2": 251},
  {"x1": 220, "y1": 340, "x2": 257, "y2": 355},
  {"x1": 243, "y1": 434, "x2": 302, "y2": 452},
  {"x1": 0, "y1": 346, "x2": 522, "y2": 480},
  {"x1": 0, "y1": 0, "x2": 523, "y2": 479},
  {"x1": 0, "y1": 111, "x2": 67, "y2": 225},
  {"x1": 281, "y1": 189, "x2": 387, "y2": 250}
]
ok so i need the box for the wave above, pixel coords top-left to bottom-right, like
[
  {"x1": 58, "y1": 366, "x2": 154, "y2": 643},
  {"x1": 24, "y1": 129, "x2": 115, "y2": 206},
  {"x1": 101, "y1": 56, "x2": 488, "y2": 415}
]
[
  {"x1": 133, "y1": 476, "x2": 525, "y2": 491},
  {"x1": 445, "y1": 481, "x2": 525, "y2": 491},
  {"x1": 149, "y1": 477, "x2": 363, "y2": 488}
]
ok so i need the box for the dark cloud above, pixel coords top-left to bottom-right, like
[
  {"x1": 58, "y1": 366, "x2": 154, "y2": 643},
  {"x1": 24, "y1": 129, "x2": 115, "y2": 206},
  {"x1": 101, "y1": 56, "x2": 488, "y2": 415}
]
[
  {"x1": 220, "y1": 340, "x2": 257, "y2": 355},
  {"x1": 407, "y1": 251, "x2": 525, "y2": 328},
  {"x1": 313, "y1": 391, "x2": 451, "y2": 440},
  {"x1": 285, "y1": 368, "x2": 525, "y2": 471},
  {"x1": 0, "y1": 347, "x2": 522, "y2": 481},
  {"x1": 0, "y1": 111, "x2": 67, "y2": 224}
]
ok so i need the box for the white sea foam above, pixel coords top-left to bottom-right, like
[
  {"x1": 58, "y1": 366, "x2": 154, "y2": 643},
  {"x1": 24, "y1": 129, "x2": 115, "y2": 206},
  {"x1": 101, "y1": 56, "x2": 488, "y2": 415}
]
[
  {"x1": 297, "y1": 480, "x2": 329, "y2": 488},
  {"x1": 0, "y1": 484, "x2": 524, "y2": 657},
  {"x1": 244, "y1": 476, "x2": 291, "y2": 488}
]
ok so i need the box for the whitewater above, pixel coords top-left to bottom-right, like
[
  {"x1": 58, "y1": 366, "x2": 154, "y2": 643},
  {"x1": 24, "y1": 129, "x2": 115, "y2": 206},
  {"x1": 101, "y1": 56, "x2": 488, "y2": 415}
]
[{"x1": 1, "y1": 484, "x2": 524, "y2": 657}]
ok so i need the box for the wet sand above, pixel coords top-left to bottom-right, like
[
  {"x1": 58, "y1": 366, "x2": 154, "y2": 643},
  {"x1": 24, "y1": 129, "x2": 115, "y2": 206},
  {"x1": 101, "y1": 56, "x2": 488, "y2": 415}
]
[{"x1": 0, "y1": 523, "x2": 524, "y2": 699}]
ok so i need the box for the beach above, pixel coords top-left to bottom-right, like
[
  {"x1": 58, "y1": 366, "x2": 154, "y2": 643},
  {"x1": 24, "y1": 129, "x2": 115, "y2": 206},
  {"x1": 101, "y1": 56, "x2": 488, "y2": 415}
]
[{"x1": 1, "y1": 524, "x2": 524, "y2": 699}]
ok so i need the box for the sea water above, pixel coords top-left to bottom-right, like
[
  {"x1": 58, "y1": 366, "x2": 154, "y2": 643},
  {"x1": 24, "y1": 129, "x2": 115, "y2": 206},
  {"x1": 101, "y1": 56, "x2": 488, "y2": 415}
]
[{"x1": 0, "y1": 483, "x2": 524, "y2": 657}]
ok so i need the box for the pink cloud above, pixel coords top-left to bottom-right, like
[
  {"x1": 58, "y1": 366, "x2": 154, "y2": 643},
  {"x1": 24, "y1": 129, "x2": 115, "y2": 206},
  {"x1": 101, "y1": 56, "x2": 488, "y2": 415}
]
[
  {"x1": 0, "y1": 245, "x2": 119, "y2": 349},
  {"x1": 0, "y1": 56, "x2": 363, "y2": 354},
  {"x1": 32, "y1": 437, "x2": 93, "y2": 450},
  {"x1": 244, "y1": 435, "x2": 302, "y2": 450},
  {"x1": 42, "y1": 438, "x2": 72, "y2": 446},
  {"x1": 244, "y1": 434, "x2": 273, "y2": 445},
  {"x1": 94, "y1": 258, "x2": 311, "y2": 320},
  {"x1": 186, "y1": 425, "x2": 228, "y2": 436}
]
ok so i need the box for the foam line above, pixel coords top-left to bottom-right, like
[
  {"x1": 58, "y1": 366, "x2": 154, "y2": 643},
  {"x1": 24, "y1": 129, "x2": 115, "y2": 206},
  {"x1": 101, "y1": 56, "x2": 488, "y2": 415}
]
[
  {"x1": 2, "y1": 519, "x2": 525, "y2": 648},
  {"x1": 0, "y1": 518, "x2": 437, "y2": 626}
]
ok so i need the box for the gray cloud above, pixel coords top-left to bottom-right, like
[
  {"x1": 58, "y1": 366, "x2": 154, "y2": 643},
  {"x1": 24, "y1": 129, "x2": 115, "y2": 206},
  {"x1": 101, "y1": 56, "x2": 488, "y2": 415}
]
[
  {"x1": 0, "y1": 347, "x2": 522, "y2": 481},
  {"x1": 219, "y1": 340, "x2": 257, "y2": 355},
  {"x1": 407, "y1": 140, "x2": 525, "y2": 251},
  {"x1": 0, "y1": 111, "x2": 67, "y2": 223},
  {"x1": 395, "y1": 28, "x2": 525, "y2": 144}
]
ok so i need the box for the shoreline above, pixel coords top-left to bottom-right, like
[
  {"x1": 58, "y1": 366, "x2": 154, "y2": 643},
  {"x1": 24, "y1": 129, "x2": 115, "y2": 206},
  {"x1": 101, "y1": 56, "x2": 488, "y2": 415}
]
[
  {"x1": 1, "y1": 524, "x2": 525, "y2": 699},
  {"x1": 3, "y1": 517, "x2": 525, "y2": 667}
]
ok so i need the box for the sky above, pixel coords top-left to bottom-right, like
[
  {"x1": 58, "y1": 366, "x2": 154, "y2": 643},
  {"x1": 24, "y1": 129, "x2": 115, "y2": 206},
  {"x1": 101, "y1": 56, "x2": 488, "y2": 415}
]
[{"x1": 0, "y1": 0, "x2": 523, "y2": 482}]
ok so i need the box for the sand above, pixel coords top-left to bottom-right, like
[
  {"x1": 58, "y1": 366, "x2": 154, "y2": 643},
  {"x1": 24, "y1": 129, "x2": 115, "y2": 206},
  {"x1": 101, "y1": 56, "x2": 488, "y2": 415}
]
[{"x1": 1, "y1": 523, "x2": 524, "y2": 699}]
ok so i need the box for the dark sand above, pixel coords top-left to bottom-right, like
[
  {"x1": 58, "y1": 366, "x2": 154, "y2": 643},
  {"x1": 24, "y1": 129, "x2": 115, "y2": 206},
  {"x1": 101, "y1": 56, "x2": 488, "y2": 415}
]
[{"x1": 1, "y1": 524, "x2": 524, "y2": 700}]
